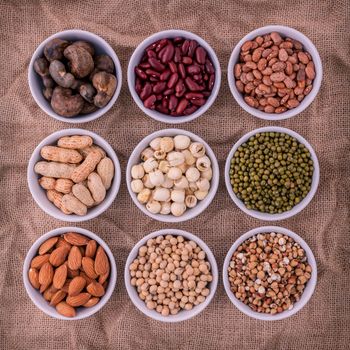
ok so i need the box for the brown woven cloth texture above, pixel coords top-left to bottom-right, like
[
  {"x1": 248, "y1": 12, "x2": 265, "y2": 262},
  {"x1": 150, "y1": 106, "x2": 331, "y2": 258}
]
[{"x1": 0, "y1": 0, "x2": 349, "y2": 349}]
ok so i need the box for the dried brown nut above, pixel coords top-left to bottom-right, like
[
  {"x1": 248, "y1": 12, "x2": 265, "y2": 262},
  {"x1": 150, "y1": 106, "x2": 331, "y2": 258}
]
[
  {"x1": 44, "y1": 38, "x2": 70, "y2": 62},
  {"x1": 79, "y1": 83, "x2": 96, "y2": 103},
  {"x1": 51, "y1": 86, "x2": 84, "y2": 117},
  {"x1": 94, "y1": 55, "x2": 115, "y2": 73},
  {"x1": 63, "y1": 44, "x2": 94, "y2": 78},
  {"x1": 71, "y1": 41, "x2": 95, "y2": 56},
  {"x1": 92, "y1": 71, "x2": 117, "y2": 108},
  {"x1": 49, "y1": 60, "x2": 76, "y2": 88},
  {"x1": 34, "y1": 57, "x2": 50, "y2": 77}
]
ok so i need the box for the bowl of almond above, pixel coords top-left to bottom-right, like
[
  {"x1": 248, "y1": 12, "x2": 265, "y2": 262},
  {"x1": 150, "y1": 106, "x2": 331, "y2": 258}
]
[{"x1": 23, "y1": 227, "x2": 117, "y2": 320}]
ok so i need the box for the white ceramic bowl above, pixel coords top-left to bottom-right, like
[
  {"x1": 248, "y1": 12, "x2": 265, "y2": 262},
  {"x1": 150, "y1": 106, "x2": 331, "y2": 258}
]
[
  {"x1": 125, "y1": 229, "x2": 218, "y2": 322},
  {"x1": 223, "y1": 226, "x2": 317, "y2": 321},
  {"x1": 23, "y1": 227, "x2": 117, "y2": 320},
  {"x1": 128, "y1": 29, "x2": 221, "y2": 124},
  {"x1": 225, "y1": 126, "x2": 320, "y2": 221},
  {"x1": 126, "y1": 129, "x2": 219, "y2": 222},
  {"x1": 28, "y1": 29, "x2": 122, "y2": 123},
  {"x1": 27, "y1": 128, "x2": 121, "y2": 222},
  {"x1": 228, "y1": 25, "x2": 322, "y2": 120}
]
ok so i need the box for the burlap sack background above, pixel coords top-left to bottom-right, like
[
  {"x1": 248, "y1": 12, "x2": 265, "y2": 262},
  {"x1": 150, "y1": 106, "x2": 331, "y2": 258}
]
[{"x1": 0, "y1": 0, "x2": 349, "y2": 349}]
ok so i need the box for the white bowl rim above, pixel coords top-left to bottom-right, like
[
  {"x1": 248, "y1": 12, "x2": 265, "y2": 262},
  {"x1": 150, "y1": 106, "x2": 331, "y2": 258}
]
[
  {"x1": 227, "y1": 25, "x2": 323, "y2": 121},
  {"x1": 23, "y1": 226, "x2": 117, "y2": 320},
  {"x1": 28, "y1": 29, "x2": 122, "y2": 124},
  {"x1": 124, "y1": 228, "x2": 218, "y2": 322},
  {"x1": 27, "y1": 128, "x2": 121, "y2": 222},
  {"x1": 127, "y1": 29, "x2": 221, "y2": 124},
  {"x1": 224, "y1": 126, "x2": 320, "y2": 221},
  {"x1": 126, "y1": 128, "x2": 219, "y2": 222},
  {"x1": 222, "y1": 225, "x2": 317, "y2": 321}
]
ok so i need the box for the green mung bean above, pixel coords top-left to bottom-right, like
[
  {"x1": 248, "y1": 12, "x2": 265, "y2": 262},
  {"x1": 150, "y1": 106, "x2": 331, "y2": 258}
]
[{"x1": 230, "y1": 132, "x2": 313, "y2": 214}]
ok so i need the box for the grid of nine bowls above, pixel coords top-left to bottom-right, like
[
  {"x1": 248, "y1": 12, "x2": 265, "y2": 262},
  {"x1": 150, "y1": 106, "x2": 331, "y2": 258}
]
[{"x1": 24, "y1": 26, "x2": 322, "y2": 322}]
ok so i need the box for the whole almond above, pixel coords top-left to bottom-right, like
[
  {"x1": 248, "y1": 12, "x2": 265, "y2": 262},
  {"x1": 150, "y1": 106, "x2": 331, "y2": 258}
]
[
  {"x1": 31, "y1": 254, "x2": 50, "y2": 269},
  {"x1": 39, "y1": 237, "x2": 58, "y2": 255},
  {"x1": 40, "y1": 282, "x2": 51, "y2": 293},
  {"x1": 87, "y1": 281, "x2": 105, "y2": 297},
  {"x1": 39, "y1": 262, "x2": 54, "y2": 286},
  {"x1": 83, "y1": 297, "x2": 100, "y2": 308},
  {"x1": 98, "y1": 271, "x2": 109, "y2": 285},
  {"x1": 66, "y1": 293, "x2": 91, "y2": 307},
  {"x1": 43, "y1": 285, "x2": 58, "y2": 301},
  {"x1": 56, "y1": 237, "x2": 72, "y2": 250},
  {"x1": 28, "y1": 268, "x2": 40, "y2": 289},
  {"x1": 68, "y1": 246, "x2": 82, "y2": 270},
  {"x1": 80, "y1": 271, "x2": 94, "y2": 285},
  {"x1": 94, "y1": 246, "x2": 109, "y2": 276},
  {"x1": 49, "y1": 246, "x2": 69, "y2": 267},
  {"x1": 64, "y1": 232, "x2": 90, "y2": 246},
  {"x1": 50, "y1": 290, "x2": 67, "y2": 306},
  {"x1": 56, "y1": 301, "x2": 76, "y2": 317},
  {"x1": 61, "y1": 279, "x2": 72, "y2": 293},
  {"x1": 68, "y1": 276, "x2": 86, "y2": 297},
  {"x1": 85, "y1": 240, "x2": 97, "y2": 258},
  {"x1": 82, "y1": 257, "x2": 98, "y2": 279},
  {"x1": 53, "y1": 264, "x2": 67, "y2": 289}
]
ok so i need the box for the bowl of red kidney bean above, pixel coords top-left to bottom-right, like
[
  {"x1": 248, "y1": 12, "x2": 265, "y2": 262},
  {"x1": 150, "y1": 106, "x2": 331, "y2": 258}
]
[
  {"x1": 128, "y1": 30, "x2": 221, "y2": 124},
  {"x1": 228, "y1": 25, "x2": 322, "y2": 121}
]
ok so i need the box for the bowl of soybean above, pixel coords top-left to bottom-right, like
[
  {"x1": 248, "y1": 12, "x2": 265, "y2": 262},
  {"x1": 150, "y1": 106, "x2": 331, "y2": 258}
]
[{"x1": 225, "y1": 126, "x2": 319, "y2": 221}]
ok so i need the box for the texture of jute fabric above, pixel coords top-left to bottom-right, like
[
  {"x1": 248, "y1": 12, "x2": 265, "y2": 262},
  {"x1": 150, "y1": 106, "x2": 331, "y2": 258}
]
[{"x1": 0, "y1": 0, "x2": 349, "y2": 349}]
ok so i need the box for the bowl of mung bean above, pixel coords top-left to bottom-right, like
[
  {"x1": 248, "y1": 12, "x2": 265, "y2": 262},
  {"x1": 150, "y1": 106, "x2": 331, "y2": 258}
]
[
  {"x1": 124, "y1": 229, "x2": 218, "y2": 322},
  {"x1": 223, "y1": 226, "x2": 317, "y2": 320},
  {"x1": 225, "y1": 126, "x2": 320, "y2": 221}
]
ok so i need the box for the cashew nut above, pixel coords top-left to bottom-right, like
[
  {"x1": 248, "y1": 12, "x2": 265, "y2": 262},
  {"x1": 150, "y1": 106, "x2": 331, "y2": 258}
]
[
  {"x1": 64, "y1": 44, "x2": 94, "y2": 78},
  {"x1": 92, "y1": 71, "x2": 117, "y2": 108},
  {"x1": 51, "y1": 86, "x2": 84, "y2": 117}
]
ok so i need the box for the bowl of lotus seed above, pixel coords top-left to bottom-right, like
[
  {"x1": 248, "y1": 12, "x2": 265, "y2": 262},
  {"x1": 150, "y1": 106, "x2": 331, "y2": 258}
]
[
  {"x1": 223, "y1": 226, "x2": 317, "y2": 320},
  {"x1": 125, "y1": 229, "x2": 218, "y2": 322},
  {"x1": 126, "y1": 129, "x2": 219, "y2": 222},
  {"x1": 225, "y1": 126, "x2": 320, "y2": 221}
]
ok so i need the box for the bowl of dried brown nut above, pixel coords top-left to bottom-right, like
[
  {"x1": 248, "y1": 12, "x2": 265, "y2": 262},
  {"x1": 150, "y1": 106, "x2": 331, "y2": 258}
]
[
  {"x1": 223, "y1": 226, "x2": 317, "y2": 320},
  {"x1": 23, "y1": 227, "x2": 117, "y2": 320},
  {"x1": 125, "y1": 229, "x2": 218, "y2": 322},
  {"x1": 228, "y1": 25, "x2": 322, "y2": 120}
]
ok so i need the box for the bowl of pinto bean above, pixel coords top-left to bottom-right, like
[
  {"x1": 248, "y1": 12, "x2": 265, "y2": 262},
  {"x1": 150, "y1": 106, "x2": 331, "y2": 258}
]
[
  {"x1": 128, "y1": 30, "x2": 221, "y2": 124},
  {"x1": 228, "y1": 25, "x2": 322, "y2": 120}
]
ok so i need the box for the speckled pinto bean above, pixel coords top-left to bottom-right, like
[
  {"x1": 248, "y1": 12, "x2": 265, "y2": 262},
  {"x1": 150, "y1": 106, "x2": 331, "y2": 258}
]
[
  {"x1": 135, "y1": 37, "x2": 215, "y2": 116},
  {"x1": 234, "y1": 32, "x2": 316, "y2": 114}
]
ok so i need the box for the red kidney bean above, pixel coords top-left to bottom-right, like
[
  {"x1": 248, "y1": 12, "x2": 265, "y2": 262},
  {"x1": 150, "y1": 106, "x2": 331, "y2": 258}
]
[
  {"x1": 140, "y1": 82, "x2": 152, "y2": 100},
  {"x1": 160, "y1": 69, "x2": 171, "y2": 81},
  {"x1": 176, "y1": 98, "x2": 188, "y2": 114},
  {"x1": 178, "y1": 63, "x2": 186, "y2": 79},
  {"x1": 168, "y1": 95, "x2": 178, "y2": 111},
  {"x1": 187, "y1": 65, "x2": 201, "y2": 75},
  {"x1": 139, "y1": 62, "x2": 151, "y2": 69},
  {"x1": 188, "y1": 40, "x2": 198, "y2": 57},
  {"x1": 185, "y1": 92, "x2": 204, "y2": 100},
  {"x1": 144, "y1": 94, "x2": 156, "y2": 108},
  {"x1": 135, "y1": 37, "x2": 215, "y2": 116},
  {"x1": 153, "y1": 81, "x2": 167, "y2": 94},
  {"x1": 208, "y1": 74, "x2": 215, "y2": 90},
  {"x1": 161, "y1": 43, "x2": 175, "y2": 63},
  {"x1": 163, "y1": 88, "x2": 174, "y2": 95},
  {"x1": 135, "y1": 67, "x2": 147, "y2": 80},
  {"x1": 147, "y1": 50, "x2": 157, "y2": 58},
  {"x1": 205, "y1": 59, "x2": 215, "y2": 74},
  {"x1": 149, "y1": 57, "x2": 165, "y2": 71},
  {"x1": 167, "y1": 73, "x2": 179, "y2": 88},
  {"x1": 191, "y1": 98, "x2": 206, "y2": 106},
  {"x1": 182, "y1": 57, "x2": 192, "y2": 65},
  {"x1": 169, "y1": 61, "x2": 177, "y2": 73},
  {"x1": 145, "y1": 69, "x2": 160, "y2": 78},
  {"x1": 183, "y1": 105, "x2": 198, "y2": 115},
  {"x1": 181, "y1": 40, "x2": 190, "y2": 55},
  {"x1": 155, "y1": 39, "x2": 168, "y2": 52},
  {"x1": 195, "y1": 47, "x2": 207, "y2": 64},
  {"x1": 185, "y1": 77, "x2": 203, "y2": 91},
  {"x1": 174, "y1": 47, "x2": 182, "y2": 63},
  {"x1": 173, "y1": 37, "x2": 183, "y2": 43}
]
